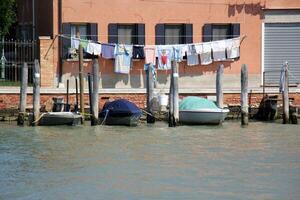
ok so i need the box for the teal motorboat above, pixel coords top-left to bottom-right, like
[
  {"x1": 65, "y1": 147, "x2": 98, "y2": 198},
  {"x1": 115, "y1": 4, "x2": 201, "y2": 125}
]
[{"x1": 179, "y1": 96, "x2": 229, "y2": 125}]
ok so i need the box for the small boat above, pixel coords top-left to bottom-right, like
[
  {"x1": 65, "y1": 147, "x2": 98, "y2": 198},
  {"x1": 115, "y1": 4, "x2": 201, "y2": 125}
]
[
  {"x1": 179, "y1": 96, "x2": 229, "y2": 125},
  {"x1": 99, "y1": 99, "x2": 142, "y2": 126},
  {"x1": 39, "y1": 112, "x2": 83, "y2": 126}
]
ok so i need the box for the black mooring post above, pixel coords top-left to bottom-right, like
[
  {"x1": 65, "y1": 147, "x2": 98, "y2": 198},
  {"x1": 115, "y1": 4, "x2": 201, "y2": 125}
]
[
  {"x1": 65, "y1": 79, "x2": 70, "y2": 111},
  {"x1": 88, "y1": 74, "x2": 93, "y2": 126},
  {"x1": 75, "y1": 78, "x2": 79, "y2": 112}
]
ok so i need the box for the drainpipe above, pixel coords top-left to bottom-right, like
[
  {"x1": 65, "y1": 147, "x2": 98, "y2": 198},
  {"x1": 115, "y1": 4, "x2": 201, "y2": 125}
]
[
  {"x1": 58, "y1": 0, "x2": 63, "y2": 85},
  {"x1": 32, "y1": 0, "x2": 35, "y2": 58}
]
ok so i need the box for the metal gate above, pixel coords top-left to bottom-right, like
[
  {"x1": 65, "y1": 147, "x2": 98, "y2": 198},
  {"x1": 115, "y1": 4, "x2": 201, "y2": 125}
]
[
  {"x1": 264, "y1": 23, "x2": 300, "y2": 85},
  {"x1": 0, "y1": 39, "x2": 36, "y2": 85}
]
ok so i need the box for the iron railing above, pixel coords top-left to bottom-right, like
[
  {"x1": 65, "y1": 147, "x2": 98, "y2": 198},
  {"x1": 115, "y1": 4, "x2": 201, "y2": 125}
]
[{"x1": 0, "y1": 39, "x2": 37, "y2": 84}]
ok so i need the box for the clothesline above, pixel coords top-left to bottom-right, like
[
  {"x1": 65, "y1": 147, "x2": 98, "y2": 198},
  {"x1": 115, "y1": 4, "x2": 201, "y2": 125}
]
[
  {"x1": 61, "y1": 34, "x2": 241, "y2": 37},
  {"x1": 44, "y1": 34, "x2": 246, "y2": 60},
  {"x1": 58, "y1": 34, "x2": 246, "y2": 46},
  {"x1": 69, "y1": 34, "x2": 243, "y2": 72}
]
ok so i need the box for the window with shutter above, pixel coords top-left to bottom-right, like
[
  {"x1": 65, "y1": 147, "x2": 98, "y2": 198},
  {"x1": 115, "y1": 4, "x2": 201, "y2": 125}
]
[
  {"x1": 62, "y1": 23, "x2": 71, "y2": 59},
  {"x1": 108, "y1": 23, "x2": 145, "y2": 45},
  {"x1": 155, "y1": 24, "x2": 193, "y2": 45},
  {"x1": 71, "y1": 24, "x2": 88, "y2": 40},
  {"x1": 62, "y1": 23, "x2": 98, "y2": 59},
  {"x1": 203, "y1": 23, "x2": 240, "y2": 42},
  {"x1": 117, "y1": 25, "x2": 134, "y2": 44}
]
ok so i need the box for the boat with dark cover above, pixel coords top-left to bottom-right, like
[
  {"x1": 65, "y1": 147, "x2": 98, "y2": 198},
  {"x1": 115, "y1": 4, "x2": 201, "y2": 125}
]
[{"x1": 99, "y1": 99, "x2": 142, "y2": 126}]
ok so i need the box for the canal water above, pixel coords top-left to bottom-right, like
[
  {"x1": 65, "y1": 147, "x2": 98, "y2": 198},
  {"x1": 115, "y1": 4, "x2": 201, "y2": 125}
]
[{"x1": 0, "y1": 122, "x2": 299, "y2": 200}]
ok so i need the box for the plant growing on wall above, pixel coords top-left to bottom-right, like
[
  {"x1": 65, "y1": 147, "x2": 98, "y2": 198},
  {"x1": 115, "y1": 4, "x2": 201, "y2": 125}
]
[{"x1": 0, "y1": 0, "x2": 16, "y2": 37}]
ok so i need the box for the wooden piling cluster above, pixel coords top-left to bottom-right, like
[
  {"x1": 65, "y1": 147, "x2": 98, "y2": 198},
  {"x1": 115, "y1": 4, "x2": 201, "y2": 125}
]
[
  {"x1": 17, "y1": 62, "x2": 28, "y2": 125},
  {"x1": 282, "y1": 62, "x2": 289, "y2": 124},
  {"x1": 146, "y1": 64, "x2": 155, "y2": 123},
  {"x1": 168, "y1": 61, "x2": 179, "y2": 127},
  {"x1": 32, "y1": 59, "x2": 41, "y2": 126},
  {"x1": 79, "y1": 43, "x2": 85, "y2": 120},
  {"x1": 241, "y1": 64, "x2": 249, "y2": 126},
  {"x1": 87, "y1": 58, "x2": 100, "y2": 126},
  {"x1": 216, "y1": 64, "x2": 224, "y2": 108}
]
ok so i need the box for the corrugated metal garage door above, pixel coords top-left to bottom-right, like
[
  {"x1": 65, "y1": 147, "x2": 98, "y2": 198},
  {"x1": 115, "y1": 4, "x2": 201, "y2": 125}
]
[{"x1": 264, "y1": 23, "x2": 300, "y2": 85}]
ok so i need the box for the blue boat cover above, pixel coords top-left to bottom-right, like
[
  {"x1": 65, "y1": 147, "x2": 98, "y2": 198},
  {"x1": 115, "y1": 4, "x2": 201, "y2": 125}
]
[{"x1": 99, "y1": 99, "x2": 142, "y2": 117}]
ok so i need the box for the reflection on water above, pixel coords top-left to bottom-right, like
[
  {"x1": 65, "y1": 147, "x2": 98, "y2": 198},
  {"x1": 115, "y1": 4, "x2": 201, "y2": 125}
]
[{"x1": 0, "y1": 122, "x2": 300, "y2": 200}]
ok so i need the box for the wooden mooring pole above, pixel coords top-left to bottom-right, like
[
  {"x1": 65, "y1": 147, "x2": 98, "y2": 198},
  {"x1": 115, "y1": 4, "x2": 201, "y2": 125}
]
[
  {"x1": 18, "y1": 62, "x2": 28, "y2": 125},
  {"x1": 282, "y1": 62, "x2": 289, "y2": 124},
  {"x1": 168, "y1": 61, "x2": 179, "y2": 127},
  {"x1": 241, "y1": 64, "x2": 249, "y2": 126},
  {"x1": 168, "y1": 67, "x2": 175, "y2": 127},
  {"x1": 216, "y1": 64, "x2": 224, "y2": 108},
  {"x1": 146, "y1": 64, "x2": 155, "y2": 124},
  {"x1": 79, "y1": 43, "x2": 85, "y2": 121},
  {"x1": 91, "y1": 58, "x2": 99, "y2": 125},
  {"x1": 32, "y1": 59, "x2": 40, "y2": 126},
  {"x1": 173, "y1": 62, "x2": 179, "y2": 125}
]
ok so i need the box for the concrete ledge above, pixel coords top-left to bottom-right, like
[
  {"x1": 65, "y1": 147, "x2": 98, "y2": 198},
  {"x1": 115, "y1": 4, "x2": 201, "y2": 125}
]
[{"x1": 0, "y1": 87, "x2": 300, "y2": 94}]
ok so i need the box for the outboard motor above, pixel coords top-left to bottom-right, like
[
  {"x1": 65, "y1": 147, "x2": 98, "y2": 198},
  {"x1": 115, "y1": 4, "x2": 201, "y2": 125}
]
[{"x1": 52, "y1": 97, "x2": 64, "y2": 112}]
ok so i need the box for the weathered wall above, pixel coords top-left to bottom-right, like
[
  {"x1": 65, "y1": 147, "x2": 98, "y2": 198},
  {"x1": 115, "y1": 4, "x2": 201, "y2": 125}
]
[
  {"x1": 265, "y1": 0, "x2": 300, "y2": 9},
  {"x1": 57, "y1": 0, "x2": 266, "y2": 90},
  {"x1": 20, "y1": 0, "x2": 297, "y2": 91}
]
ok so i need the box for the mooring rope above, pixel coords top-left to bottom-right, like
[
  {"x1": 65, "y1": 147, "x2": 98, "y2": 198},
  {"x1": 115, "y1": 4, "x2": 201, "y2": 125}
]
[
  {"x1": 141, "y1": 109, "x2": 165, "y2": 121},
  {"x1": 31, "y1": 112, "x2": 47, "y2": 124},
  {"x1": 100, "y1": 110, "x2": 109, "y2": 126}
]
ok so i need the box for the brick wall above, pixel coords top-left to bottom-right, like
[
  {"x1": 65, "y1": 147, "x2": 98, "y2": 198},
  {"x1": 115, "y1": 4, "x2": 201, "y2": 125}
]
[
  {"x1": 39, "y1": 37, "x2": 55, "y2": 88},
  {"x1": 1, "y1": 93, "x2": 299, "y2": 111}
]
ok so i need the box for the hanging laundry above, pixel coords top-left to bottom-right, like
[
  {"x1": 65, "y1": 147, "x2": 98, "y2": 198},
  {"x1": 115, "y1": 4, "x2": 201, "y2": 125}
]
[
  {"x1": 144, "y1": 46, "x2": 156, "y2": 65},
  {"x1": 132, "y1": 46, "x2": 145, "y2": 59},
  {"x1": 80, "y1": 39, "x2": 89, "y2": 50},
  {"x1": 101, "y1": 43, "x2": 115, "y2": 59},
  {"x1": 226, "y1": 37, "x2": 240, "y2": 59},
  {"x1": 156, "y1": 45, "x2": 173, "y2": 70},
  {"x1": 211, "y1": 40, "x2": 226, "y2": 61},
  {"x1": 172, "y1": 45, "x2": 186, "y2": 62},
  {"x1": 114, "y1": 44, "x2": 133, "y2": 74},
  {"x1": 144, "y1": 63, "x2": 157, "y2": 82},
  {"x1": 86, "y1": 42, "x2": 102, "y2": 55},
  {"x1": 187, "y1": 44, "x2": 199, "y2": 66},
  {"x1": 71, "y1": 37, "x2": 80, "y2": 49},
  {"x1": 279, "y1": 65, "x2": 286, "y2": 93},
  {"x1": 199, "y1": 42, "x2": 212, "y2": 65}
]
